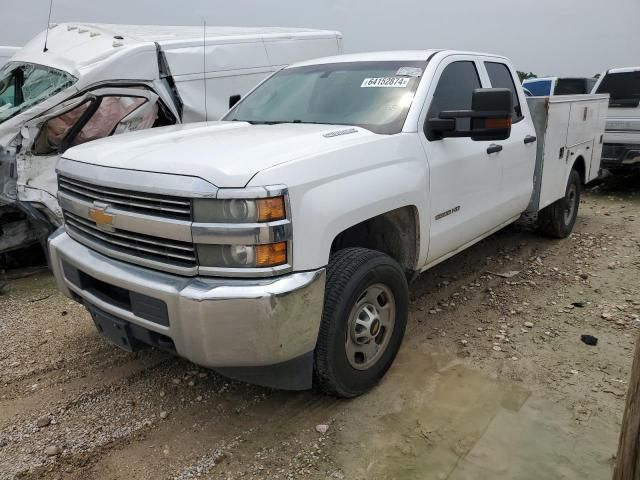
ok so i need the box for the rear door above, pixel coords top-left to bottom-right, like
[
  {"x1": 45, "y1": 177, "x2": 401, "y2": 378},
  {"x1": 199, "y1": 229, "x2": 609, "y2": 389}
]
[
  {"x1": 480, "y1": 59, "x2": 537, "y2": 218},
  {"x1": 17, "y1": 87, "x2": 167, "y2": 212},
  {"x1": 418, "y1": 56, "x2": 504, "y2": 263}
]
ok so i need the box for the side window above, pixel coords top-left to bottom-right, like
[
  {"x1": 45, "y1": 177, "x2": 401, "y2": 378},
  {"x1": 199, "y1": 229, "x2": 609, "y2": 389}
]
[
  {"x1": 33, "y1": 96, "x2": 157, "y2": 155},
  {"x1": 427, "y1": 61, "x2": 481, "y2": 133},
  {"x1": 485, "y1": 62, "x2": 523, "y2": 122}
]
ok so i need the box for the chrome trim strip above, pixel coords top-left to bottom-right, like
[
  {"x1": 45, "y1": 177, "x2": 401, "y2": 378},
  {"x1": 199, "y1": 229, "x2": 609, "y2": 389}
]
[
  {"x1": 57, "y1": 158, "x2": 218, "y2": 198},
  {"x1": 198, "y1": 263, "x2": 293, "y2": 278},
  {"x1": 192, "y1": 219, "x2": 292, "y2": 245},
  {"x1": 58, "y1": 191, "x2": 193, "y2": 243},
  {"x1": 65, "y1": 227, "x2": 198, "y2": 276}
]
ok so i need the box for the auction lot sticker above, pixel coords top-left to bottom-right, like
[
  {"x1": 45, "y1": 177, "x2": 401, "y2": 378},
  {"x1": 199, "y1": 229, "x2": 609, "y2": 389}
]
[{"x1": 361, "y1": 77, "x2": 410, "y2": 88}]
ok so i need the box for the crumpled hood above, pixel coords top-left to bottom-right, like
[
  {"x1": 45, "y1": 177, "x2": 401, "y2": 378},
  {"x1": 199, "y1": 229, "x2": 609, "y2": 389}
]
[{"x1": 61, "y1": 121, "x2": 377, "y2": 187}]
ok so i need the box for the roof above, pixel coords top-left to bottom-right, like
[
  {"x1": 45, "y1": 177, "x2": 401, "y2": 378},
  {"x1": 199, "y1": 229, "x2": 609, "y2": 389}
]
[
  {"x1": 289, "y1": 49, "x2": 507, "y2": 68},
  {"x1": 78, "y1": 24, "x2": 341, "y2": 44},
  {"x1": 11, "y1": 23, "x2": 341, "y2": 78},
  {"x1": 607, "y1": 66, "x2": 640, "y2": 74}
]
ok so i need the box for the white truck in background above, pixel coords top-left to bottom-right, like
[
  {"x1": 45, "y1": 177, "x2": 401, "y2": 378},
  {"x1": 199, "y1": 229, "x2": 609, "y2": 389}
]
[
  {"x1": 593, "y1": 67, "x2": 640, "y2": 173},
  {"x1": 0, "y1": 23, "x2": 342, "y2": 257},
  {"x1": 48, "y1": 50, "x2": 607, "y2": 397},
  {"x1": 0, "y1": 47, "x2": 20, "y2": 68}
]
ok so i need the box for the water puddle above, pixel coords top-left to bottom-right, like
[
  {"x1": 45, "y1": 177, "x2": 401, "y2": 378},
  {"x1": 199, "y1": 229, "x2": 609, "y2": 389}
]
[{"x1": 331, "y1": 351, "x2": 616, "y2": 480}]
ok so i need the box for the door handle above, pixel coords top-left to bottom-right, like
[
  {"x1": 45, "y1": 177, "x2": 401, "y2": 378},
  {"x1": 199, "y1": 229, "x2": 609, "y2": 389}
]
[
  {"x1": 487, "y1": 144, "x2": 503, "y2": 154},
  {"x1": 524, "y1": 135, "x2": 537, "y2": 144}
]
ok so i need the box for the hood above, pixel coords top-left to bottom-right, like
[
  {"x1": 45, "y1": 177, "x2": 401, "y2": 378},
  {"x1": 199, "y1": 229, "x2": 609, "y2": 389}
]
[{"x1": 62, "y1": 121, "x2": 378, "y2": 187}]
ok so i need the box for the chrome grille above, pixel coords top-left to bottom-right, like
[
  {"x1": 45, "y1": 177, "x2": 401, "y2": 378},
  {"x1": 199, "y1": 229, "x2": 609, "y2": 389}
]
[
  {"x1": 58, "y1": 175, "x2": 192, "y2": 220},
  {"x1": 64, "y1": 211, "x2": 197, "y2": 268}
]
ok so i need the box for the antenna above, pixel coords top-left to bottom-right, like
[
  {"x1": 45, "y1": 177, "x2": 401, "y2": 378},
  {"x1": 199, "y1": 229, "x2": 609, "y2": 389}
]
[
  {"x1": 202, "y1": 21, "x2": 208, "y2": 122},
  {"x1": 43, "y1": 0, "x2": 54, "y2": 52}
]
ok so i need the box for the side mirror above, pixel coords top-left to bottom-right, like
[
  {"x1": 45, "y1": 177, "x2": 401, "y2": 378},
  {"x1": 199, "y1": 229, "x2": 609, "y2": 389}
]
[
  {"x1": 229, "y1": 94, "x2": 241, "y2": 109},
  {"x1": 427, "y1": 88, "x2": 513, "y2": 141}
]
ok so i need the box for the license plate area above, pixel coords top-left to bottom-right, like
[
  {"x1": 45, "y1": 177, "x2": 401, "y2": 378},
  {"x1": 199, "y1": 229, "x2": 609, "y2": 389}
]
[{"x1": 89, "y1": 305, "x2": 145, "y2": 352}]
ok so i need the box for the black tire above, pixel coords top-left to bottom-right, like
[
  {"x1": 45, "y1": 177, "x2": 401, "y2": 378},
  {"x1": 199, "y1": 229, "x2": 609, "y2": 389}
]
[
  {"x1": 314, "y1": 248, "x2": 408, "y2": 398},
  {"x1": 537, "y1": 169, "x2": 581, "y2": 238}
]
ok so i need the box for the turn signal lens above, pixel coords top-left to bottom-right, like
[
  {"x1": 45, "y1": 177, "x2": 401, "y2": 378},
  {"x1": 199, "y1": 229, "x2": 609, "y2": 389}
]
[
  {"x1": 257, "y1": 196, "x2": 286, "y2": 222},
  {"x1": 485, "y1": 118, "x2": 512, "y2": 129},
  {"x1": 255, "y1": 242, "x2": 287, "y2": 267}
]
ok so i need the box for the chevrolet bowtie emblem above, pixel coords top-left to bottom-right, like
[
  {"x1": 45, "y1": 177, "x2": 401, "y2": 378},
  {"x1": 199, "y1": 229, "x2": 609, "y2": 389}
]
[{"x1": 88, "y1": 204, "x2": 114, "y2": 230}]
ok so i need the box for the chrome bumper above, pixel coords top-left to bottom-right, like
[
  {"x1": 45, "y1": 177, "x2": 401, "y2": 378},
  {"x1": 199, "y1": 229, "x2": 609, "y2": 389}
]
[{"x1": 48, "y1": 228, "x2": 325, "y2": 369}]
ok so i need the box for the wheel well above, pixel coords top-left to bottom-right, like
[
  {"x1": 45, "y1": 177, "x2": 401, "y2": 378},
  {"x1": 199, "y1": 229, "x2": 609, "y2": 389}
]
[
  {"x1": 572, "y1": 156, "x2": 586, "y2": 184},
  {"x1": 330, "y1": 206, "x2": 419, "y2": 274}
]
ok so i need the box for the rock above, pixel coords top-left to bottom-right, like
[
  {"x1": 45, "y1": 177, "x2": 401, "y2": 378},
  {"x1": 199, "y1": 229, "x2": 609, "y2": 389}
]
[
  {"x1": 492, "y1": 346, "x2": 502, "y2": 352},
  {"x1": 602, "y1": 312, "x2": 613, "y2": 320},
  {"x1": 524, "y1": 322, "x2": 534, "y2": 328},
  {"x1": 45, "y1": 445, "x2": 62, "y2": 456},
  {"x1": 36, "y1": 416, "x2": 52, "y2": 428},
  {"x1": 315, "y1": 424, "x2": 329, "y2": 434},
  {"x1": 460, "y1": 339, "x2": 468, "y2": 346},
  {"x1": 581, "y1": 334, "x2": 598, "y2": 346},
  {"x1": 572, "y1": 302, "x2": 586, "y2": 308},
  {"x1": 160, "y1": 411, "x2": 169, "y2": 419},
  {"x1": 172, "y1": 378, "x2": 181, "y2": 385},
  {"x1": 159, "y1": 391, "x2": 165, "y2": 398},
  {"x1": 195, "y1": 395, "x2": 203, "y2": 402}
]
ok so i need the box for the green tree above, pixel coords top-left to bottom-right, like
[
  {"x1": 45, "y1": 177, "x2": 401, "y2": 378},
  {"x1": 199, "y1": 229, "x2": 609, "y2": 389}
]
[{"x1": 517, "y1": 71, "x2": 538, "y2": 82}]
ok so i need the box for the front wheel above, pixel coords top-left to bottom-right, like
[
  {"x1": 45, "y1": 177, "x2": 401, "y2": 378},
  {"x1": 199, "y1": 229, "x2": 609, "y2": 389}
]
[
  {"x1": 314, "y1": 248, "x2": 408, "y2": 398},
  {"x1": 537, "y1": 169, "x2": 581, "y2": 238}
]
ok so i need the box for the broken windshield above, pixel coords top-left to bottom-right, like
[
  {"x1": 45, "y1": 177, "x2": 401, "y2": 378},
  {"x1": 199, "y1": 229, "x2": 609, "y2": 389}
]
[
  {"x1": 596, "y1": 70, "x2": 640, "y2": 107},
  {"x1": 224, "y1": 61, "x2": 426, "y2": 134},
  {"x1": 0, "y1": 62, "x2": 76, "y2": 124}
]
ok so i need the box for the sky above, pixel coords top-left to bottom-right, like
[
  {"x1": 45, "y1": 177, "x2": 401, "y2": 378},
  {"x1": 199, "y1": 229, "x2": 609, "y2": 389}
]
[{"x1": 1, "y1": 0, "x2": 638, "y2": 77}]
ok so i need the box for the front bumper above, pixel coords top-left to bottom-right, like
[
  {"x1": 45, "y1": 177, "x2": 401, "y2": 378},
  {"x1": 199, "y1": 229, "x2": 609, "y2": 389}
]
[
  {"x1": 48, "y1": 229, "x2": 325, "y2": 384},
  {"x1": 601, "y1": 142, "x2": 640, "y2": 170}
]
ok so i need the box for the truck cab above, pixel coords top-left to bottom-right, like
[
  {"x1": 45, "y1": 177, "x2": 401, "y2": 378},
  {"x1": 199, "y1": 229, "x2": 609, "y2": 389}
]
[
  {"x1": 593, "y1": 67, "x2": 640, "y2": 173},
  {"x1": 47, "y1": 50, "x2": 604, "y2": 397},
  {"x1": 0, "y1": 23, "x2": 342, "y2": 256}
]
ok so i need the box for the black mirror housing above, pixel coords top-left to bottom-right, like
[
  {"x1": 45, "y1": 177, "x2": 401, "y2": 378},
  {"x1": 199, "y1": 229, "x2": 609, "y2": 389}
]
[{"x1": 427, "y1": 88, "x2": 513, "y2": 141}]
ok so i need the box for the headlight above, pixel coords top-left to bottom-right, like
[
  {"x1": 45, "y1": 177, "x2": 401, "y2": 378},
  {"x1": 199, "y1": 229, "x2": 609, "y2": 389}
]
[
  {"x1": 197, "y1": 242, "x2": 287, "y2": 268},
  {"x1": 193, "y1": 197, "x2": 286, "y2": 223},
  {"x1": 193, "y1": 189, "x2": 291, "y2": 273}
]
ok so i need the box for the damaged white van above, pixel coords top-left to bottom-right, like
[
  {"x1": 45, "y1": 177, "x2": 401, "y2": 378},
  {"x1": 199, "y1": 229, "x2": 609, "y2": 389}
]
[{"x1": 0, "y1": 23, "x2": 343, "y2": 255}]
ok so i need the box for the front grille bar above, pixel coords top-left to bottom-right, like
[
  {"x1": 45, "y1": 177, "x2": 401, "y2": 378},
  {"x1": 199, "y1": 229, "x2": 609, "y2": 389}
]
[{"x1": 59, "y1": 176, "x2": 192, "y2": 219}]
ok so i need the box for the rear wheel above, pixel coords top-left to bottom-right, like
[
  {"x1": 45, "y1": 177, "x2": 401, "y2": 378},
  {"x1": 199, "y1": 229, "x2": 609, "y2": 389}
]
[
  {"x1": 537, "y1": 169, "x2": 581, "y2": 238},
  {"x1": 314, "y1": 248, "x2": 408, "y2": 398}
]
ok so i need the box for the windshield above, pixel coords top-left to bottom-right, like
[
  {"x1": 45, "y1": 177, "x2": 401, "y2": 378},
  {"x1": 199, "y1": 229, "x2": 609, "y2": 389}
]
[
  {"x1": 0, "y1": 62, "x2": 76, "y2": 124},
  {"x1": 596, "y1": 71, "x2": 640, "y2": 107},
  {"x1": 224, "y1": 61, "x2": 426, "y2": 135},
  {"x1": 555, "y1": 78, "x2": 589, "y2": 95}
]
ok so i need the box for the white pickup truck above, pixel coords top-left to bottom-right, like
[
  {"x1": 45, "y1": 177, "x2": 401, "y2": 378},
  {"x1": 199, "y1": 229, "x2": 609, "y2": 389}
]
[
  {"x1": 593, "y1": 67, "x2": 640, "y2": 173},
  {"x1": 48, "y1": 50, "x2": 608, "y2": 397}
]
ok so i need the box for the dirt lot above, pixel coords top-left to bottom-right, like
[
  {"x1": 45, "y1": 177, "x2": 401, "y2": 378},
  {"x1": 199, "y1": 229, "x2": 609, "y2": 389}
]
[{"x1": 1, "y1": 174, "x2": 639, "y2": 480}]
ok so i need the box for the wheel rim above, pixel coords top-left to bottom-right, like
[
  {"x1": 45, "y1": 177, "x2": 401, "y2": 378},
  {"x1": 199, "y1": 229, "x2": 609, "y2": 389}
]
[
  {"x1": 345, "y1": 283, "x2": 396, "y2": 370},
  {"x1": 564, "y1": 183, "x2": 578, "y2": 224}
]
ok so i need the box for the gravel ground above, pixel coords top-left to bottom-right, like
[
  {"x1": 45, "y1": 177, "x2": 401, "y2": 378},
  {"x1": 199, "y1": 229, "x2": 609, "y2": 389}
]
[{"x1": 0, "y1": 173, "x2": 638, "y2": 480}]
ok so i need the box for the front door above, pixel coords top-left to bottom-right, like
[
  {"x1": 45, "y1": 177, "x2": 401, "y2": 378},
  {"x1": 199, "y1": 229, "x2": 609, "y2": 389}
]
[{"x1": 418, "y1": 56, "x2": 506, "y2": 264}]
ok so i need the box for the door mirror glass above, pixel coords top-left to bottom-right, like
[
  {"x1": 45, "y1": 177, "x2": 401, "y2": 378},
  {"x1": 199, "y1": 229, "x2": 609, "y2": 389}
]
[{"x1": 428, "y1": 88, "x2": 513, "y2": 141}]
